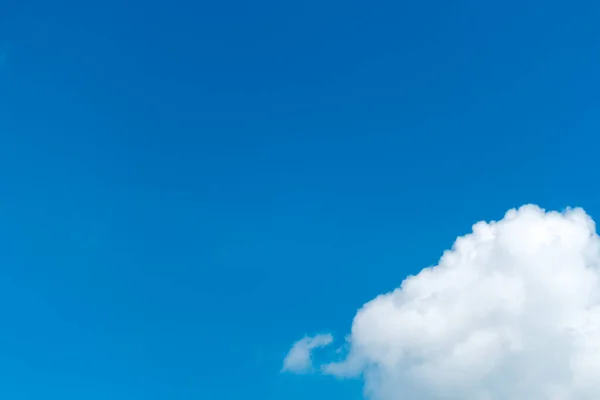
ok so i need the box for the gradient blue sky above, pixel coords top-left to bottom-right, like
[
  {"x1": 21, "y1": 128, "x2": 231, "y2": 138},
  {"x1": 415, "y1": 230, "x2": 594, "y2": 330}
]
[{"x1": 1, "y1": 1, "x2": 599, "y2": 399}]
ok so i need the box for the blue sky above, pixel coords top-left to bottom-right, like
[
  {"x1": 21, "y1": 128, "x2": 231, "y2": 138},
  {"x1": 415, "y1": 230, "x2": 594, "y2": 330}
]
[{"x1": 1, "y1": 0, "x2": 600, "y2": 399}]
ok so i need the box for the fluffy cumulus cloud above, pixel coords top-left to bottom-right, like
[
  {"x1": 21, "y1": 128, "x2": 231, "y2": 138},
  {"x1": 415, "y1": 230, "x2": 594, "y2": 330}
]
[
  {"x1": 282, "y1": 334, "x2": 333, "y2": 373},
  {"x1": 290, "y1": 205, "x2": 600, "y2": 399}
]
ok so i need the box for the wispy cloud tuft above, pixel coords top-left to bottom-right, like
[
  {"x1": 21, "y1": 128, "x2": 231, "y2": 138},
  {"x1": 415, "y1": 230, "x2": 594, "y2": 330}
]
[{"x1": 282, "y1": 333, "x2": 333, "y2": 373}]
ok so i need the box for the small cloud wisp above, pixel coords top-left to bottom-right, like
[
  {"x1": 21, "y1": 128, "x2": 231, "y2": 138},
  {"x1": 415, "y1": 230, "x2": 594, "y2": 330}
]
[{"x1": 282, "y1": 333, "x2": 333, "y2": 373}]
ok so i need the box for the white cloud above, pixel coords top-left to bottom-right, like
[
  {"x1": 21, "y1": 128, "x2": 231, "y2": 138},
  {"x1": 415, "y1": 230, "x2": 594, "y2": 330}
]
[
  {"x1": 290, "y1": 205, "x2": 600, "y2": 399},
  {"x1": 282, "y1": 333, "x2": 334, "y2": 373}
]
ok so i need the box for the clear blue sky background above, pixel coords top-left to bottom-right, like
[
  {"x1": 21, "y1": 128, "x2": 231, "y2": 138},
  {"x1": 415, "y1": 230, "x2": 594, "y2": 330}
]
[{"x1": 1, "y1": 0, "x2": 599, "y2": 399}]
